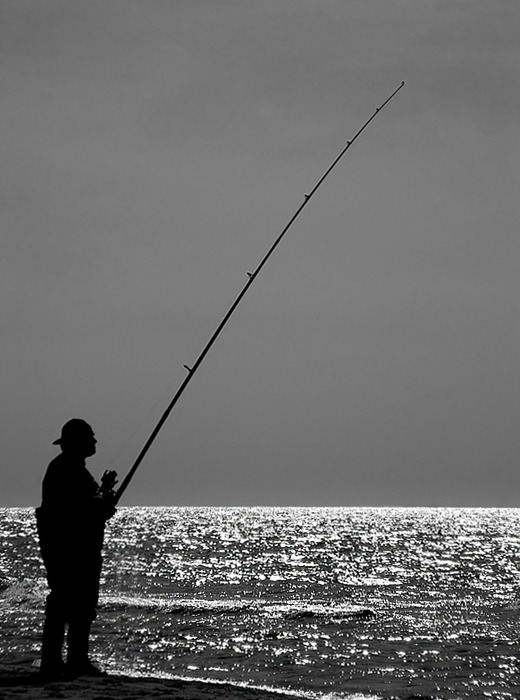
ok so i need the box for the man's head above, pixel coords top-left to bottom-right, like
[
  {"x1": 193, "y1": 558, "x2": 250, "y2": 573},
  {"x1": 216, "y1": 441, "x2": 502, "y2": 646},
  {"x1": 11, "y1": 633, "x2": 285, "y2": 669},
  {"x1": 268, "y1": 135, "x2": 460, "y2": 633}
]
[{"x1": 52, "y1": 418, "x2": 97, "y2": 458}]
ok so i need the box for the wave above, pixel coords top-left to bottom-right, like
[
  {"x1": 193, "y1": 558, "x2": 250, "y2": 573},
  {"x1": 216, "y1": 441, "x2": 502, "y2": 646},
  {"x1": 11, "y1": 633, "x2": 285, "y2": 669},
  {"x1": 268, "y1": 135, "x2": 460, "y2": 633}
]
[
  {"x1": 0, "y1": 578, "x2": 47, "y2": 606},
  {"x1": 0, "y1": 580, "x2": 375, "y2": 622},
  {"x1": 99, "y1": 593, "x2": 375, "y2": 621},
  {"x1": 109, "y1": 666, "x2": 382, "y2": 700}
]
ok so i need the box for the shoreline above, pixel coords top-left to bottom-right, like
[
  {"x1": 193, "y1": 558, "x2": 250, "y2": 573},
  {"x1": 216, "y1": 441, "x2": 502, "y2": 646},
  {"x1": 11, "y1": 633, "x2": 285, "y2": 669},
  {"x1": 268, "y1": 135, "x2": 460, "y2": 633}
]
[{"x1": 0, "y1": 655, "x2": 310, "y2": 700}]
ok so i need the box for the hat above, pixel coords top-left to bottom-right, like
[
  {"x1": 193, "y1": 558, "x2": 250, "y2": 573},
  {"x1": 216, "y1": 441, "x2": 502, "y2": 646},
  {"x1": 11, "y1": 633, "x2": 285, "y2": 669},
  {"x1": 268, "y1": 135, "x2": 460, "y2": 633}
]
[{"x1": 52, "y1": 418, "x2": 94, "y2": 445}]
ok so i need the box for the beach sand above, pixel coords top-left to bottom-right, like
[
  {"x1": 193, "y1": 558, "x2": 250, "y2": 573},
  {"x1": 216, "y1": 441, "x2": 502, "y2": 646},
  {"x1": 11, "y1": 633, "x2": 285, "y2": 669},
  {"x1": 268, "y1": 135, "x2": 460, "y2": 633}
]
[{"x1": 0, "y1": 655, "x2": 299, "y2": 700}]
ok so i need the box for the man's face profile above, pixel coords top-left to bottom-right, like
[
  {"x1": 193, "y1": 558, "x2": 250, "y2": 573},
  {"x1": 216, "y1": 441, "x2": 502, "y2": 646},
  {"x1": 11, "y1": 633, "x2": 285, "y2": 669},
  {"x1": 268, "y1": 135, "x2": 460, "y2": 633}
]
[
  {"x1": 64, "y1": 430, "x2": 96, "y2": 458},
  {"x1": 56, "y1": 420, "x2": 97, "y2": 458}
]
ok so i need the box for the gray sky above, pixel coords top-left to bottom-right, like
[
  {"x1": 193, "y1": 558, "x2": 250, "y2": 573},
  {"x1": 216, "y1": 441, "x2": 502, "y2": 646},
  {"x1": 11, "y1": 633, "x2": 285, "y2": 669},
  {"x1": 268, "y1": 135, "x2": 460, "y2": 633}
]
[{"x1": 1, "y1": 0, "x2": 519, "y2": 507}]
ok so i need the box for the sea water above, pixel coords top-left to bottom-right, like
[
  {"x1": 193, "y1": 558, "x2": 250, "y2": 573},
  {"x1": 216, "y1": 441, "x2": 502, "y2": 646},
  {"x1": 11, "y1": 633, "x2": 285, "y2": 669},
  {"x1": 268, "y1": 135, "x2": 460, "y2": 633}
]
[{"x1": 1, "y1": 507, "x2": 520, "y2": 699}]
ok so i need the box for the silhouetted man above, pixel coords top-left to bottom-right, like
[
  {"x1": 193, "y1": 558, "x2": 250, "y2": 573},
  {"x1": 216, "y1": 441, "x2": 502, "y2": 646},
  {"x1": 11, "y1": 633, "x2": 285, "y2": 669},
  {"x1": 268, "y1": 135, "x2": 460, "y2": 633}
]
[{"x1": 35, "y1": 419, "x2": 117, "y2": 680}]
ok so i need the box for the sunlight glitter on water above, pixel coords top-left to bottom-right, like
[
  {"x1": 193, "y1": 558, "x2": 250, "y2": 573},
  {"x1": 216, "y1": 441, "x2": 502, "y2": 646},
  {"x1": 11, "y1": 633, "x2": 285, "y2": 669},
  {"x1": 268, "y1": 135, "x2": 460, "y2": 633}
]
[{"x1": 2, "y1": 507, "x2": 520, "y2": 698}]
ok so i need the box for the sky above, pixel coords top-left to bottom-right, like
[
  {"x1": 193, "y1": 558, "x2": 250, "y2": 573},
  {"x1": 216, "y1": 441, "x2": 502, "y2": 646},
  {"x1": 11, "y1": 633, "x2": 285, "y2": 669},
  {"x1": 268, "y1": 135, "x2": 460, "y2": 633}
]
[{"x1": 1, "y1": 0, "x2": 519, "y2": 507}]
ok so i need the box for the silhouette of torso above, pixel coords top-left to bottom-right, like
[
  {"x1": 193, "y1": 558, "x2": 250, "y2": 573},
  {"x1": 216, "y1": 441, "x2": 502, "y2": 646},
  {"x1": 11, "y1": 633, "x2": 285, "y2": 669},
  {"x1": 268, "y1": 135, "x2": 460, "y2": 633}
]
[{"x1": 36, "y1": 453, "x2": 107, "y2": 619}]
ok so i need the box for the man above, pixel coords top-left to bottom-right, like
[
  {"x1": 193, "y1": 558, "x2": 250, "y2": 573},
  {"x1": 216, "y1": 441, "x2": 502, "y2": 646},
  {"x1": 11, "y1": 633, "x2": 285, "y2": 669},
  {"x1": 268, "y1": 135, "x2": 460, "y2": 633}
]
[{"x1": 35, "y1": 419, "x2": 117, "y2": 680}]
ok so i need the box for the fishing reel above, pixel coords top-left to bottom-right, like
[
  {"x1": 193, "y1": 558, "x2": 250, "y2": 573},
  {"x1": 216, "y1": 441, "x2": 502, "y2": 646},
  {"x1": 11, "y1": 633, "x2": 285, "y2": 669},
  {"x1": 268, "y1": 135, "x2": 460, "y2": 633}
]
[{"x1": 100, "y1": 469, "x2": 118, "y2": 494}]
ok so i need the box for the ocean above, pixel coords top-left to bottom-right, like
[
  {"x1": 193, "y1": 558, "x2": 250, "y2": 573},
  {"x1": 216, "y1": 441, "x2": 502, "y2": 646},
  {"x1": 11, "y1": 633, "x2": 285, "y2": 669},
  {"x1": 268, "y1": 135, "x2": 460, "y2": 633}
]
[{"x1": 1, "y1": 507, "x2": 520, "y2": 699}]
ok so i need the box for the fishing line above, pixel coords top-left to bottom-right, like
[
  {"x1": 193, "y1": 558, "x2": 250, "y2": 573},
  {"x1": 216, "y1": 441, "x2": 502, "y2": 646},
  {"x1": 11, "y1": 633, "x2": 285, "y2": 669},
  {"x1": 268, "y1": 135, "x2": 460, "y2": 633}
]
[{"x1": 114, "y1": 81, "x2": 405, "y2": 504}]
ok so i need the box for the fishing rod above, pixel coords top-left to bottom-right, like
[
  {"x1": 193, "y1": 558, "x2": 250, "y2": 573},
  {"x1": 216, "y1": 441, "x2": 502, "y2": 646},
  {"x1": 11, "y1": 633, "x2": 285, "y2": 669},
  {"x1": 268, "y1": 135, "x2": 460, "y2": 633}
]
[{"x1": 114, "y1": 81, "x2": 405, "y2": 505}]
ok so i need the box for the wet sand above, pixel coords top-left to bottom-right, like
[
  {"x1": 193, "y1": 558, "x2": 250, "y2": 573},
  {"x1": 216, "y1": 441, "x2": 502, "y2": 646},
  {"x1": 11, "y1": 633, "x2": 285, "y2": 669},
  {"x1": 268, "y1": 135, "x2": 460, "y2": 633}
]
[{"x1": 0, "y1": 654, "x2": 301, "y2": 700}]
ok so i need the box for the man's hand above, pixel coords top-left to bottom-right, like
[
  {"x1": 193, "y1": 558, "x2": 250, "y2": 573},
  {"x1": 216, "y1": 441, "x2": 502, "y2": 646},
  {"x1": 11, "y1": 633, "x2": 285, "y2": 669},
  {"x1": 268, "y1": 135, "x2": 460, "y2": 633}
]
[{"x1": 100, "y1": 470, "x2": 118, "y2": 493}]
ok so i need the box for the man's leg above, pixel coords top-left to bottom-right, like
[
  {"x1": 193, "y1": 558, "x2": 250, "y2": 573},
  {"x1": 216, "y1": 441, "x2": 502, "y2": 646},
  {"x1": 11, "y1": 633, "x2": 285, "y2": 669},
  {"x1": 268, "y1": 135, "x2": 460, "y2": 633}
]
[
  {"x1": 66, "y1": 616, "x2": 90, "y2": 669},
  {"x1": 66, "y1": 569, "x2": 104, "y2": 677},
  {"x1": 40, "y1": 592, "x2": 66, "y2": 678},
  {"x1": 66, "y1": 615, "x2": 106, "y2": 677}
]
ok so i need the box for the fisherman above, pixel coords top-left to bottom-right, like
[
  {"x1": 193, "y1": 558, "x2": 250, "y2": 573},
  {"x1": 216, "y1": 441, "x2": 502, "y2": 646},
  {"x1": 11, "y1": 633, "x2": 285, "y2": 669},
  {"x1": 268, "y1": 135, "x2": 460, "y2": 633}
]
[{"x1": 35, "y1": 419, "x2": 117, "y2": 680}]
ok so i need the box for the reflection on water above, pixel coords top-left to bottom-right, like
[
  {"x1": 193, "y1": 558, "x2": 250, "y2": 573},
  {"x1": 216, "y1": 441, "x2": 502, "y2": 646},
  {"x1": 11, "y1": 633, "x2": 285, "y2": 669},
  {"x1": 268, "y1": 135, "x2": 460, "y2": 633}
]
[{"x1": 1, "y1": 507, "x2": 520, "y2": 699}]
